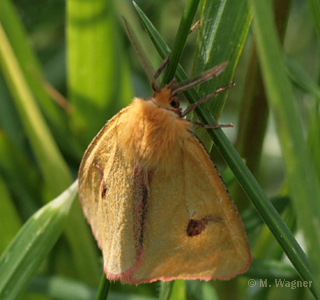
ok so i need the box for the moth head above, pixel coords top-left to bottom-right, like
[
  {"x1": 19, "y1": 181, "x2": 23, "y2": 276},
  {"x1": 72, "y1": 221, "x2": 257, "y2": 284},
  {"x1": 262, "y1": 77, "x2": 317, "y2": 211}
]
[{"x1": 152, "y1": 83, "x2": 181, "y2": 112}]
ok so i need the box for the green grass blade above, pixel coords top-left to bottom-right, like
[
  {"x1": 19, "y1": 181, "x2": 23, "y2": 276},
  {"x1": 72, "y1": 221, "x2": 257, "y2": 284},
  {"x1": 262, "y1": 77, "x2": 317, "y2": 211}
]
[
  {"x1": 159, "y1": 282, "x2": 174, "y2": 300},
  {"x1": 249, "y1": 0, "x2": 320, "y2": 297},
  {"x1": 0, "y1": 0, "x2": 67, "y2": 134},
  {"x1": 192, "y1": 0, "x2": 252, "y2": 175},
  {"x1": 0, "y1": 181, "x2": 77, "y2": 300},
  {"x1": 0, "y1": 21, "x2": 100, "y2": 285},
  {"x1": 168, "y1": 280, "x2": 186, "y2": 300},
  {"x1": 67, "y1": 0, "x2": 133, "y2": 146},
  {"x1": 161, "y1": 0, "x2": 200, "y2": 85},
  {"x1": 95, "y1": 274, "x2": 111, "y2": 300},
  {"x1": 133, "y1": 5, "x2": 316, "y2": 298},
  {"x1": 193, "y1": 0, "x2": 251, "y2": 118},
  {"x1": 0, "y1": 22, "x2": 72, "y2": 196},
  {"x1": 0, "y1": 175, "x2": 21, "y2": 254}
]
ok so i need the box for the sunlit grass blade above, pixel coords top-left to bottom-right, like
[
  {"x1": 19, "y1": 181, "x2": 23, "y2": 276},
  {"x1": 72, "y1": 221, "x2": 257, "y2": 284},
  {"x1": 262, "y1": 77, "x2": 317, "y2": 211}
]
[
  {"x1": 67, "y1": 0, "x2": 133, "y2": 146},
  {"x1": 0, "y1": 181, "x2": 77, "y2": 300},
  {"x1": 168, "y1": 280, "x2": 186, "y2": 300},
  {"x1": 249, "y1": 0, "x2": 320, "y2": 298},
  {"x1": 133, "y1": 4, "x2": 316, "y2": 298}
]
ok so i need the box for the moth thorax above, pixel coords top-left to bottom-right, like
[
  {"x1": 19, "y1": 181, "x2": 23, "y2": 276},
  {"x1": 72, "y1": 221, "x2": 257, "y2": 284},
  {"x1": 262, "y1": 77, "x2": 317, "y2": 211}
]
[{"x1": 118, "y1": 97, "x2": 190, "y2": 173}]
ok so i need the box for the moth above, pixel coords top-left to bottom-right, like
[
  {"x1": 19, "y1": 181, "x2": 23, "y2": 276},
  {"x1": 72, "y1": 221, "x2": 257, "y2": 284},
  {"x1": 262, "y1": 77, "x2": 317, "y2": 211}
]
[{"x1": 78, "y1": 21, "x2": 251, "y2": 284}]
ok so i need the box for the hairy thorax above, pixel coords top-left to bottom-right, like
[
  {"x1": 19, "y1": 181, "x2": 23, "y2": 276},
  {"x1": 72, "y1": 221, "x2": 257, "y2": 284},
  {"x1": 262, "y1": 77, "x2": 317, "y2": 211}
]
[{"x1": 117, "y1": 94, "x2": 191, "y2": 171}]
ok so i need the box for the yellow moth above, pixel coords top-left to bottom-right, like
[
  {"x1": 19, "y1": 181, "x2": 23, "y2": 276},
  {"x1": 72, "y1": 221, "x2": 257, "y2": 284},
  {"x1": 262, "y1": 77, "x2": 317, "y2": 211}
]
[{"x1": 78, "y1": 24, "x2": 251, "y2": 284}]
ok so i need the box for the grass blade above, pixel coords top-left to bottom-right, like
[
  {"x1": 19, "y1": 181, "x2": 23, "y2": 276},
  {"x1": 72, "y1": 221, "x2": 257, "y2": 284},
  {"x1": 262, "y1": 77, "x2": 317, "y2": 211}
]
[
  {"x1": 161, "y1": 0, "x2": 200, "y2": 85},
  {"x1": 0, "y1": 181, "x2": 77, "y2": 300},
  {"x1": 67, "y1": 0, "x2": 133, "y2": 146},
  {"x1": 249, "y1": 0, "x2": 320, "y2": 297},
  {"x1": 0, "y1": 22, "x2": 72, "y2": 195},
  {"x1": 0, "y1": 21, "x2": 99, "y2": 284},
  {"x1": 193, "y1": 0, "x2": 251, "y2": 119}
]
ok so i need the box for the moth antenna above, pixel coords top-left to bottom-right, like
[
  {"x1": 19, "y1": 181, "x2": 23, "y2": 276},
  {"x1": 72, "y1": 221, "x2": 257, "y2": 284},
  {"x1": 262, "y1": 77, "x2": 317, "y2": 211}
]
[
  {"x1": 181, "y1": 82, "x2": 235, "y2": 117},
  {"x1": 171, "y1": 61, "x2": 229, "y2": 96},
  {"x1": 122, "y1": 17, "x2": 159, "y2": 92},
  {"x1": 154, "y1": 54, "x2": 171, "y2": 80}
]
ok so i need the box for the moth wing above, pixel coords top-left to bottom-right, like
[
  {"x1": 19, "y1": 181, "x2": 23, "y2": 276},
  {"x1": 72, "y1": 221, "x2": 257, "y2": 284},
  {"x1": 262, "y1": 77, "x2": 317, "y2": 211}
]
[
  {"x1": 134, "y1": 132, "x2": 251, "y2": 282},
  {"x1": 78, "y1": 107, "x2": 138, "y2": 278}
]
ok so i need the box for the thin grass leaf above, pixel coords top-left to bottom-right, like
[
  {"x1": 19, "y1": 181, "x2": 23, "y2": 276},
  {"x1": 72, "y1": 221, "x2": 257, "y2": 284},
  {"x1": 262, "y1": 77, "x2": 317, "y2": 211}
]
[
  {"x1": 0, "y1": 21, "x2": 100, "y2": 284},
  {"x1": 159, "y1": 282, "x2": 174, "y2": 300},
  {"x1": 0, "y1": 0, "x2": 67, "y2": 135},
  {"x1": 133, "y1": 5, "x2": 316, "y2": 298},
  {"x1": 161, "y1": 0, "x2": 200, "y2": 85},
  {"x1": 0, "y1": 181, "x2": 77, "y2": 300},
  {"x1": 0, "y1": 21, "x2": 99, "y2": 284},
  {"x1": 0, "y1": 22, "x2": 72, "y2": 196},
  {"x1": 95, "y1": 274, "x2": 111, "y2": 300},
  {"x1": 249, "y1": 0, "x2": 320, "y2": 298}
]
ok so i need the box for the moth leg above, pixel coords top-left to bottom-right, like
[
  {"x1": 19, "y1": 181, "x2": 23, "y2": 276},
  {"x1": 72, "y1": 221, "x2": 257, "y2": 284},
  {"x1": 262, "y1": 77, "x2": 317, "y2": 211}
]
[
  {"x1": 189, "y1": 20, "x2": 200, "y2": 33},
  {"x1": 181, "y1": 83, "x2": 235, "y2": 117}
]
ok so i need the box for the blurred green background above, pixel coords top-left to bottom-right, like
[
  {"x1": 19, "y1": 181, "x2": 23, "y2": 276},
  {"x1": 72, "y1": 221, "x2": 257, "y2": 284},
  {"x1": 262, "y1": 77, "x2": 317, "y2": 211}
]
[{"x1": 0, "y1": 0, "x2": 320, "y2": 299}]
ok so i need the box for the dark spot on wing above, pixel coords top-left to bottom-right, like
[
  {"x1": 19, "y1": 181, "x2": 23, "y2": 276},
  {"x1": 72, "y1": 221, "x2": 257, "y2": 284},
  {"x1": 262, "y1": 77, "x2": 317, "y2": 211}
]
[{"x1": 187, "y1": 215, "x2": 222, "y2": 237}]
